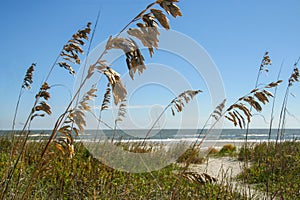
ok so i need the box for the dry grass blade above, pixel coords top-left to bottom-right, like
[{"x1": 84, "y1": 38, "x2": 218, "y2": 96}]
[
  {"x1": 263, "y1": 89, "x2": 274, "y2": 97},
  {"x1": 54, "y1": 86, "x2": 97, "y2": 158},
  {"x1": 22, "y1": 63, "x2": 36, "y2": 89},
  {"x1": 79, "y1": 101, "x2": 91, "y2": 112},
  {"x1": 101, "y1": 67, "x2": 127, "y2": 105},
  {"x1": 34, "y1": 102, "x2": 52, "y2": 115},
  {"x1": 171, "y1": 90, "x2": 202, "y2": 116},
  {"x1": 31, "y1": 82, "x2": 52, "y2": 118},
  {"x1": 106, "y1": 36, "x2": 146, "y2": 79},
  {"x1": 157, "y1": 0, "x2": 182, "y2": 18},
  {"x1": 91, "y1": 59, "x2": 110, "y2": 79},
  {"x1": 102, "y1": 67, "x2": 120, "y2": 85},
  {"x1": 55, "y1": 142, "x2": 66, "y2": 155},
  {"x1": 30, "y1": 113, "x2": 45, "y2": 121},
  {"x1": 265, "y1": 80, "x2": 283, "y2": 88},
  {"x1": 54, "y1": 137, "x2": 74, "y2": 158},
  {"x1": 127, "y1": 26, "x2": 159, "y2": 57},
  {"x1": 36, "y1": 83, "x2": 50, "y2": 99},
  {"x1": 58, "y1": 22, "x2": 92, "y2": 75},
  {"x1": 132, "y1": 2, "x2": 156, "y2": 22},
  {"x1": 112, "y1": 82, "x2": 127, "y2": 106},
  {"x1": 288, "y1": 67, "x2": 299, "y2": 86},
  {"x1": 254, "y1": 91, "x2": 269, "y2": 104},
  {"x1": 87, "y1": 64, "x2": 95, "y2": 79},
  {"x1": 57, "y1": 125, "x2": 72, "y2": 136},
  {"x1": 243, "y1": 96, "x2": 262, "y2": 112},
  {"x1": 142, "y1": 13, "x2": 159, "y2": 28},
  {"x1": 179, "y1": 90, "x2": 201, "y2": 102},
  {"x1": 150, "y1": 9, "x2": 170, "y2": 29},
  {"x1": 250, "y1": 88, "x2": 259, "y2": 93},
  {"x1": 126, "y1": 39, "x2": 146, "y2": 79},
  {"x1": 226, "y1": 101, "x2": 253, "y2": 129},
  {"x1": 106, "y1": 37, "x2": 131, "y2": 51},
  {"x1": 228, "y1": 103, "x2": 252, "y2": 123},
  {"x1": 226, "y1": 112, "x2": 237, "y2": 127},
  {"x1": 101, "y1": 83, "x2": 111, "y2": 111},
  {"x1": 79, "y1": 86, "x2": 97, "y2": 109},
  {"x1": 182, "y1": 172, "x2": 217, "y2": 184},
  {"x1": 233, "y1": 110, "x2": 245, "y2": 129},
  {"x1": 112, "y1": 100, "x2": 127, "y2": 142},
  {"x1": 259, "y1": 51, "x2": 272, "y2": 72},
  {"x1": 35, "y1": 91, "x2": 50, "y2": 100},
  {"x1": 225, "y1": 80, "x2": 283, "y2": 128},
  {"x1": 79, "y1": 86, "x2": 97, "y2": 111},
  {"x1": 54, "y1": 114, "x2": 78, "y2": 158},
  {"x1": 86, "y1": 57, "x2": 110, "y2": 80},
  {"x1": 58, "y1": 62, "x2": 75, "y2": 75},
  {"x1": 211, "y1": 99, "x2": 226, "y2": 120},
  {"x1": 40, "y1": 82, "x2": 50, "y2": 90},
  {"x1": 127, "y1": 1, "x2": 182, "y2": 57},
  {"x1": 115, "y1": 100, "x2": 127, "y2": 122}
]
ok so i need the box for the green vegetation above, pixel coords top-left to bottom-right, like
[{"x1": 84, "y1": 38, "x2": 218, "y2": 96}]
[
  {"x1": 177, "y1": 147, "x2": 206, "y2": 164},
  {"x1": 238, "y1": 141, "x2": 300, "y2": 199},
  {"x1": 0, "y1": 137, "x2": 245, "y2": 199},
  {"x1": 215, "y1": 144, "x2": 237, "y2": 157},
  {"x1": 177, "y1": 144, "x2": 238, "y2": 164}
]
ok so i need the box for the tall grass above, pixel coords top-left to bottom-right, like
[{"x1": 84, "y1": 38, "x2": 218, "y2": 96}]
[
  {"x1": 238, "y1": 141, "x2": 300, "y2": 199},
  {"x1": 1, "y1": 138, "x2": 248, "y2": 199},
  {"x1": 1, "y1": 0, "x2": 300, "y2": 199}
]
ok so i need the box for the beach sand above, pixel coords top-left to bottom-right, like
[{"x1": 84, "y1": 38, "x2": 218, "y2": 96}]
[
  {"x1": 187, "y1": 157, "x2": 243, "y2": 180},
  {"x1": 186, "y1": 154, "x2": 271, "y2": 199}
]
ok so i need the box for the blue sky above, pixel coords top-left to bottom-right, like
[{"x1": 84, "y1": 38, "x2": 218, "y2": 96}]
[{"x1": 1, "y1": 0, "x2": 300, "y2": 130}]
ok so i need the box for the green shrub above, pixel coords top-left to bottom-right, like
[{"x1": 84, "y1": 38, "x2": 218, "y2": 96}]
[
  {"x1": 238, "y1": 141, "x2": 300, "y2": 199},
  {"x1": 217, "y1": 144, "x2": 237, "y2": 157},
  {"x1": 207, "y1": 147, "x2": 219, "y2": 155}
]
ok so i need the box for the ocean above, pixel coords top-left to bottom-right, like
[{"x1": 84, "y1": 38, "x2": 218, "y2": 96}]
[{"x1": 1, "y1": 129, "x2": 299, "y2": 144}]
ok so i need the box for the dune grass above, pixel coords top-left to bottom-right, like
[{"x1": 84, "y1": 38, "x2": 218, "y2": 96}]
[
  {"x1": 238, "y1": 141, "x2": 300, "y2": 199},
  {"x1": 0, "y1": 137, "x2": 247, "y2": 199},
  {"x1": 1, "y1": 135, "x2": 300, "y2": 199}
]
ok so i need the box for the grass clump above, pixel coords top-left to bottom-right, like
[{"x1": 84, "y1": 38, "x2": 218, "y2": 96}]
[
  {"x1": 238, "y1": 141, "x2": 300, "y2": 199},
  {"x1": 176, "y1": 148, "x2": 206, "y2": 164},
  {"x1": 206, "y1": 144, "x2": 237, "y2": 157},
  {"x1": 115, "y1": 142, "x2": 155, "y2": 153},
  {"x1": 216, "y1": 144, "x2": 237, "y2": 157},
  {"x1": 207, "y1": 147, "x2": 219, "y2": 155}
]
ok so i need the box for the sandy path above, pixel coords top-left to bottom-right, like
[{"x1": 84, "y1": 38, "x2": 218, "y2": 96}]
[
  {"x1": 188, "y1": 157, "x2": 243, "y2": 179},
  {"x1": 187, "y1": 157, "x2": 271, "y2": 200}
]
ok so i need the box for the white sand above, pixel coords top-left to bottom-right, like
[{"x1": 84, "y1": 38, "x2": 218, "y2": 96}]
[
  {"x1": 187, "y1": 157, "x2": 272, "y2": 200},
  {"x1": 188, "y1": 157, "x2": 243, "y2": 180}
]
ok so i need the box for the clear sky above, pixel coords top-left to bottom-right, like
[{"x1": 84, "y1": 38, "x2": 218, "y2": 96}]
[{"x1": 1, "y1": 0, "x2": 300, "y2": 130}]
